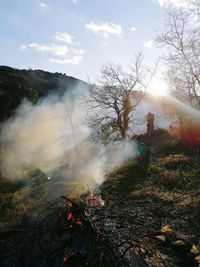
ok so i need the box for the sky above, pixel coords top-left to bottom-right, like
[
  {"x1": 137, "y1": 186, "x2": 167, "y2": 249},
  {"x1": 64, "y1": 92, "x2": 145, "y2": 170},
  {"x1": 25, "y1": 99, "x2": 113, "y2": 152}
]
[{"x1": 0, "y1": 0, "x2": 192, "y2": 94}]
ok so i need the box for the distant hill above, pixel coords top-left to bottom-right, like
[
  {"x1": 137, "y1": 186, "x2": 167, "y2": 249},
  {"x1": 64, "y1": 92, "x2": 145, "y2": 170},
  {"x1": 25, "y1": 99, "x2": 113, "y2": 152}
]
[{"x1": 0, "y1": 66, "x2": 88, "y2": 121}]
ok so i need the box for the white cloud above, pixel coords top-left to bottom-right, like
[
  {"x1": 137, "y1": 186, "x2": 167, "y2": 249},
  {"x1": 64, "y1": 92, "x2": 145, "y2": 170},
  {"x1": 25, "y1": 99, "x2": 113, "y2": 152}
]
[
  {"x1": 50, "y1": 55, "x2": 82, "y2": 65},
  {"x1": 40, "y1": 2, "x2": 49, "y2": 11},
  {"x1": 28, "y1": 43, "x2": 68, "y2": 56},
  {"x1": 19, "y1": 45, "x2": 27, "y2": 51},
  {"x1": 50, "y1": 49, "x2": 85, "y2": 65},
  {"x1": 144, "y1": 40, "x2": 154, "y2": 48},
  {"x1": 54, "y1": 32, "x2": 73, "y2": 44},
  {"x1": 155, "y1": 0, "x2": 193, "y2": 8},
  {"x1": 85, "y1": 22, "x2": 122, "y2": 38},
  {"x1": 131, "y1": 26, "x2": 136, "y2": 32},
  {"x1": 24, "y1": 42, "x2": 84, "y2": 64},
  {"x1": 72, "y1": 0, "x2": 78, "y2": 3},
  {"x1": 21, "y1": 33, "x2": 84, "y2": 65}
]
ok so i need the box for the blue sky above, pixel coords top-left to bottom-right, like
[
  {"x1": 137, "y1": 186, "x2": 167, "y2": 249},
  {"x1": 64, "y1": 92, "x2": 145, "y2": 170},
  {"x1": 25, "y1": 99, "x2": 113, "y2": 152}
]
[{"x1": 0, "y1": 0, "x2": 189, "y2": 93}]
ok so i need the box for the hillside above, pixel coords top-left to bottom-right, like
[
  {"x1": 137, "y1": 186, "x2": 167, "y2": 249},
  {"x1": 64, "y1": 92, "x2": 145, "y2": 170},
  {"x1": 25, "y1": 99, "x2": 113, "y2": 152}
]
[
  {"x1": 0, "y1": 66, "x2": 199, "y2": 266},
  {"x1": 0, "y1": 66, "x2": 88, "y2": 121},
  {"x1": 0, "y1": 130, "x2": 199, "y2": 266},
  {"x1": 100, "y1": 130, "x2": 200, "y2": 267}
]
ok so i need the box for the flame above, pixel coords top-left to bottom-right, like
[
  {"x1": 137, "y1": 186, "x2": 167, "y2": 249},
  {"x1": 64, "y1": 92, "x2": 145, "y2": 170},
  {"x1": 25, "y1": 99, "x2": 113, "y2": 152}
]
[
  {"x1": 67, "y1": 212, "x2": 74, "y2": 221},
  {"x1": 63, "y1": 251, "x2": 76, "y2": 264},
  {"x1": 76, "y1": 218, "x2": 83, "y2": 226},
  {"x1": 87, "y1": 190, "x2": 105, "y2": 207},
  {"x1": 63, "y1": 255, "x2": 69, "y2": 263},
  {"x1": 67, "y1": 210, "x2": 83, "y2": 227}
]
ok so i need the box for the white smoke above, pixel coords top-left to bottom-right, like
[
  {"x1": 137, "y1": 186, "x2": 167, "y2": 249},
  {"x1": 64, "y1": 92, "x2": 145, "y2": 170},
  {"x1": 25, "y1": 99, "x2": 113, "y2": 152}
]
[
  {"x1": 133, "y1": 95, "x2": 173, "y2": 133},
  {"x1": 0, "y1": 85, "x2": 137, "y2": 190}
]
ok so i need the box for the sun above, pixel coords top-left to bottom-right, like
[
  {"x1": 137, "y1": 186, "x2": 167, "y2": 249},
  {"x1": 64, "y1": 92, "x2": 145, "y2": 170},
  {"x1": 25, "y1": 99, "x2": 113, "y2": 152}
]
[
  {"x1": 147, "y1": 79, "x2": 168, "y2": 96},
  {"x1": 148, "y1": 87, "x2": 167, "y2": 96}
]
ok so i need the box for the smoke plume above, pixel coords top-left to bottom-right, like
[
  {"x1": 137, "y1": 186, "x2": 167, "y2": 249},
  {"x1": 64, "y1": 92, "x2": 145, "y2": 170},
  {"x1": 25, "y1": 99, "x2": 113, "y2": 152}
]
[{"x1": 0, "y1": 85, "x2": 137, "y2": 190}]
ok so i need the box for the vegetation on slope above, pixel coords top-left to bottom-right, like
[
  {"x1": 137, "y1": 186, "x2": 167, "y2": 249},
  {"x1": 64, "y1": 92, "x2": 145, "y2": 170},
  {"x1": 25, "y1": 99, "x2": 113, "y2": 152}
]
[
  {"x1": 0, "y1": 66, "x2": 88, "y2": 121},
  {"x1": 100, "y1": 130, "x2": 200, "y2": 266},
  {"x1": 0, "y1": 99, "x2": 199, "y2": 266}
]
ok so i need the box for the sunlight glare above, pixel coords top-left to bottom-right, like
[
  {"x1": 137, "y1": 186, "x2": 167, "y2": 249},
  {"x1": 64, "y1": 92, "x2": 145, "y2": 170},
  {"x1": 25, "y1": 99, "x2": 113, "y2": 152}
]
[
  {"x1": 147, "y1": 69, "x2": 169, "y2": 96},
  {"x1": 147, "y1": 79, "x2": 168, "y2": 96}
]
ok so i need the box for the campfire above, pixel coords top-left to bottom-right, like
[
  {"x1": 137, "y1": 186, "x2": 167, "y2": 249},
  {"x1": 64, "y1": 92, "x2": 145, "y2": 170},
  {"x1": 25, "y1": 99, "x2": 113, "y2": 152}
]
[
  {"x1": 60, "y1": 190, "x2": 149, "y2": 267},
  {"x1": 1, "y1": 185, "x2": 199, "y2": 267}
]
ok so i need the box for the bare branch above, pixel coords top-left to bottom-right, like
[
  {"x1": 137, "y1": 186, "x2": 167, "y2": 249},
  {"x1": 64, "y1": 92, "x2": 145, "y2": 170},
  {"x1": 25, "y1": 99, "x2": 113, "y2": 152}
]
[{"x1": 88, "y1": 53, "x2": 156, "y2": 143}]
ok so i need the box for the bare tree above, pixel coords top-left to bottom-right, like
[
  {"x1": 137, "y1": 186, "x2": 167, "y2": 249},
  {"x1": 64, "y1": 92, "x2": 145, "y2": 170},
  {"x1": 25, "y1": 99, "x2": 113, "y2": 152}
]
[
  {"x1": 156, "y1": 6, "x2": 200, "y2": 107},
  {"x1": 88, "y1": 53, "x2": 156, "y2": 142}
]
